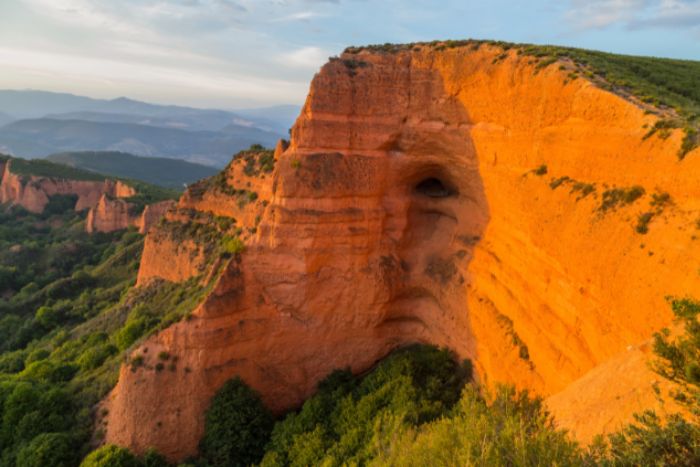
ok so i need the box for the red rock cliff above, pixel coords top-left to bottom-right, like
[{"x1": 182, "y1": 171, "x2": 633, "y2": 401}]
[
  {"x1": 104, "y1": 44, "x2": 700, "y2": 460},
  {"x1": 0, "y1": 161, "x2": 137, "y2": 214},
  {"x1": 86, "y1": 195, "x2": 175, "y2": 234}
]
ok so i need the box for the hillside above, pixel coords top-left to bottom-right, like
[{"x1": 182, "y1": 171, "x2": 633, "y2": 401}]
[
  {"x1": 47, "y1": 151, "x2": 219, "y2": 189},
  {"x1": 0, "y1": 112, "x2": 13, "y2": 127},
  {"x1": 102, "y1": 41, "x2": 700, "y2": 461},
  {"x1": 3, "y1": 41, "x2": 700, "y2": 466},
  {"x1": 0, "y1": 118, "x2": 282, "y2": 167}
]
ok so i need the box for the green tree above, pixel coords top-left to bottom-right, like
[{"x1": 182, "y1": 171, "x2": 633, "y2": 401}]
[
  {"x1": 200, "y1": 377, "x2": 273, "y2": 467},
  {"x1": 16, "y1": 432, "x2": 77, "y2": 467}
]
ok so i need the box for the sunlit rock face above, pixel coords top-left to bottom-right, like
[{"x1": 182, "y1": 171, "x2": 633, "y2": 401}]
[
  {"x1": 104, "y1": 44, "x2": 700, "y2": 461},
  {"x1": 0, "y1": 162, "x2": 136, "y2": 214}
]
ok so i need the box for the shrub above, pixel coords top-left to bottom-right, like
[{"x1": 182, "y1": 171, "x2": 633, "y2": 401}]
[
  {"x1": 651, "y1": 191, "x2": 672, "y2": 209},
  {"x1": 636, "y1": 212, "x2": 654, "y2": 234},
  {"x1": 200, "y1": 377, "x2": 273, "y2": 467},
  {"x1": 221, "y1": 236, "x2": 245, "y2": 256},
  {"x1": 606, "y1": 412, "x2": 700, "y2": 466},
  {"x1": 549, "y1": 176, "x2": 570, "y2": 189},
  {"x1": 262, "y1": 345, "x2": 471, "y2": 466},
  {"x1": 533, "y1": 164, "x2": 548, "y2": 176},
  {"x1": 80, "y1": 445, "x2": 141, "y2": 467},
  {"x1": 141, "y1": 449, "x2": 169, "y2": 467},
  {"x1": 599, "y1": 186, "x2": 645, "y2": 212}
]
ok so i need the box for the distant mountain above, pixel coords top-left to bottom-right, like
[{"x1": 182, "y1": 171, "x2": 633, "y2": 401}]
[
  {"x1": 47, "y1": 151, "x2": 219, "y2": 189},
  {"x1": 0, "y1": 112, "x2": 14, "y2": 127},
  {"x1": 0, "y1": 90, "x2": 299, "y2": 132},
  {"x1": 0, "y1": 118, "x2": 281, "y2": 167},
  {"x1": 0, "y1": 90, "x2": 101, "y2": 119},
  {"x1": 232, "y1": 105, "x2": 301, "y2": 134},
  {"x1": 44, "y1": 110, "x2": 240, "y2": 132}
]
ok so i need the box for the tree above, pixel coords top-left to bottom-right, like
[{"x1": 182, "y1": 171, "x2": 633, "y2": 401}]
[
  {"x1": 200, "y1": 377, "x2": 273, "y2": 467},
  {"x1": 16, "y1": 432, "x2": 77, "y2": 467}
]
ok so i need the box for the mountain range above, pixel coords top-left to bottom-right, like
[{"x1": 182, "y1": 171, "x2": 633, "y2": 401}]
[{"x1": 0, "y1": 90, "x2": 299, "y2": 167}]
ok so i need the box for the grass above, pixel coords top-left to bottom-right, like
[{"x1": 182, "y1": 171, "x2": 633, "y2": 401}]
[{"x1": 344, "y1": 39, "x2": 700, "y2": 158}]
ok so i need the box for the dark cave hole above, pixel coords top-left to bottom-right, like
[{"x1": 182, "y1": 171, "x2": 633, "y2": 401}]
[{"x1": 414, "y1": 177, "x2": 456, "y2": 198}]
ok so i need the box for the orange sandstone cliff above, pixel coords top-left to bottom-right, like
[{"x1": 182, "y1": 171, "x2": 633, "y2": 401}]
[
  {"x1": 0, "y1": 158, "x2": 174, "y2": 233},
  {"x1": 85, "y1": 195, "x2": 175, "y2": 234},
  {"x1": 104, "y1": 44, "x2": 700, "y2": 460},
  {"x1": 0, "y1": 160, "x2": 137, "y2": 214}
]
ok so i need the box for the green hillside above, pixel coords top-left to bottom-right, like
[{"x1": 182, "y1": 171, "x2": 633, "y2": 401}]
[
  {"x1": 0, "y1": 202, "x2": 215, "y2": 466},
  {"x1": 7, "y1": 156, "x2": 107, "y2": 182},
  {"x1": 47, "y1": 151, "x2": 218, "y2": 189},
  {"x1": 345, "y1": 40, "x2": 700, "y2": 158}
]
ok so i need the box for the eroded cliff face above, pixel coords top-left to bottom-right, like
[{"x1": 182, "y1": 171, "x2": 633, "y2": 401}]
[
  {"x1": 86, "y1": 195, "x2": 175, "y2": 234},
  {"x1": 0, "y1": 161, "x2": 137, "y2": 214},
  {"x1": 104, "y1": 45, "x2": 700, "y2": 460}
]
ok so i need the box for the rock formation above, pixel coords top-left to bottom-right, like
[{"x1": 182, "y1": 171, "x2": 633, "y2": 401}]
[
  {"x1": 136, "y1": 200, "x2": 176, "y2": 234},
  {"x1": 0, "y1": 158, "x2": 174, "y2": 233},
  {"x1": 85, "y1": 195, "x2": 175, "y2": 234},
  {"x1": 104, "y1": 44, "x2": 700, "y2": 460},
  {"x1": 85, "y1": 195, "x2": 134, "y2": 234},
  {"x1": 0, "y1": 160, "x2": 136, "y2": 214}
]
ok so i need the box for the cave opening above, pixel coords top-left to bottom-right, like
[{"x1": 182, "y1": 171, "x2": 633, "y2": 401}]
[{"x1": 414, "y1": 177, "x2": 456, "y2": 198}]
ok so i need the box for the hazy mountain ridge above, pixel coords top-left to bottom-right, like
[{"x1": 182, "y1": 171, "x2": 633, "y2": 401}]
[
  {"x1": 47, "y1": 151, "x2": 219, "y2": 189},
  {"x1": 0, "y1": 118, "x2": 281, "y2": 167},
  {"x1": 0, "y1": 90, "x2": 298, "y2": 166}
]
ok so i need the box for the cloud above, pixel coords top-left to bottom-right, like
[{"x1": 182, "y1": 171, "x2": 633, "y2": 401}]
[
  {"x1": 281, "y1": 46, "x2": 328, "y2": 68},
  {"x1": 630, "y1": 0, "x2": 700, "y2": 28},
  {"x1": 565, "y1": 0, "x2": 700, "y2": 30},
  {"x1": 565, "y1": 0, "x2": 648, "y2": 29},
  {"x1": 270, "y1": 11, "x2": 326, "y2": 22}
]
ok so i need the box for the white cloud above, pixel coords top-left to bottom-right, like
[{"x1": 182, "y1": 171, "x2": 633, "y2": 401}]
[
  {"x1": 270, "y1": 11, "x2": 326, "y2": 22},
  {"x1": 281, "y1": 46, "x2": 328, "y2": 69},
  {"x1": 0, "y1": 45, "x2": 307, "y2": 105},
  {"x1": 565, "y1": 0, "x2": 648, "y2": 29},
  {"x1": 565, "y1": 0, "x2": 700, "y2": 30}
]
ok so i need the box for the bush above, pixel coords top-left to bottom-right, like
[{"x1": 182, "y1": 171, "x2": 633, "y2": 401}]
[
  {"x1": 372, "y1": 385, "x2": 582, "y2": 466},
  {"x1": 262, "y1": 345, "x2": 471, "y2": 466},
  {"x1": 80, "y1": 445, "x2": 141, "y2": 467},
  {"x1": 200, "y1": 377, "x2": 273, "y2": 467},
  {"x1": 599, "y1": 186, "x2": 645, "y2": 212},
  {"x1": 636, "y1": 212, "x2": 654, "y2": 234},
  {"x1": 220, "y1": 236, "x2": 245, "y2": 256}
]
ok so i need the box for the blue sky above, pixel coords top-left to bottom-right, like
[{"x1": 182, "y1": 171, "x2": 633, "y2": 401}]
[{"x1": 0, "y1": 0, "x2": 698, "y2": 109}]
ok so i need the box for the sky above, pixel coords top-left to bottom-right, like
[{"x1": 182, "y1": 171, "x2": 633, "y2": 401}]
[{"x1": 0, "y1": 0, "x2": 698, "y2": 109}]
